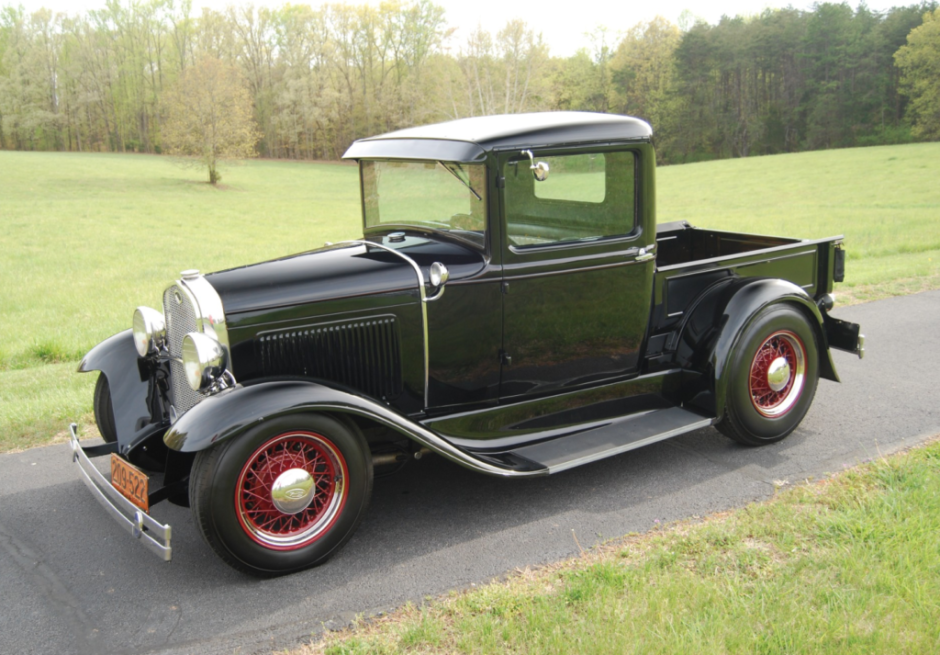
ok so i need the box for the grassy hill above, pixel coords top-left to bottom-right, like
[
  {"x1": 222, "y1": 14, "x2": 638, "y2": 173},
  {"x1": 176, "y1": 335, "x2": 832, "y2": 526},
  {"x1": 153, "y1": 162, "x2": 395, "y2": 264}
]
[
  {"x1": 1, "y1": 144, "x2": 938, "y2": 450},
  {"x1": 657, "y1": 142, "x2": 940, "y2": 298}
]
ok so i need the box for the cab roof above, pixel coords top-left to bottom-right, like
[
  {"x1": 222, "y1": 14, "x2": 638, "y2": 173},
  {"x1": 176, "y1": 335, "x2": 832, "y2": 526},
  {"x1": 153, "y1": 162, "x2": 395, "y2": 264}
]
[{"x1": 342, "y1": 112, "x2": 652, "y2": 163}]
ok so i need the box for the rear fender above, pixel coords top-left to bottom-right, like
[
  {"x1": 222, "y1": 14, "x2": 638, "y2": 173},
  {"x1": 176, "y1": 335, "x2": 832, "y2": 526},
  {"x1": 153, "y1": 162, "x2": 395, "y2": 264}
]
[
  {"x1": 162, "y1": 380, "x2": 547, "y2": 478},
  {"x1": 677, "y1": 278, "x2": 838, "y2": 418},
  {"x1": 78, "y1": 330, "x2": 168, "y2": 452}
]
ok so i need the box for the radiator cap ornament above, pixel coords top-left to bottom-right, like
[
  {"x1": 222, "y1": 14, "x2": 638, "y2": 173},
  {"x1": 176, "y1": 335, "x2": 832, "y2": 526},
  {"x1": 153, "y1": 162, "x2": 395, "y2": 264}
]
[{"x1": 181, "y1": 269, "x2": 200, "y2": 280}]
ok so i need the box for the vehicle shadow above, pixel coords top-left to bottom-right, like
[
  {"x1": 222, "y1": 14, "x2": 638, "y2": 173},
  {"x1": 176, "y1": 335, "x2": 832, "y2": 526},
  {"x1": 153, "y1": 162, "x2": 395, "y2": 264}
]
[{"x1": 0, "y1": 416, "x2": 847, "y2": 654}]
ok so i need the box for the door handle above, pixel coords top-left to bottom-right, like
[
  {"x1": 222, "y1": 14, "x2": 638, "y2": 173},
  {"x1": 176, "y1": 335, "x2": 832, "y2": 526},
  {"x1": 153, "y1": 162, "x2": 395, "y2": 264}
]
[{"x1": 635, "y1": 245, "x2": 656, "y2": 262}]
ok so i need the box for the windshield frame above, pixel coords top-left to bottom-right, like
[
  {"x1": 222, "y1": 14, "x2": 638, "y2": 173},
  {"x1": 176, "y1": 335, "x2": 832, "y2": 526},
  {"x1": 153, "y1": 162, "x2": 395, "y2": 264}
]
[{"x1": 359, "y1": 159, "x2": 489, "y2": 252}]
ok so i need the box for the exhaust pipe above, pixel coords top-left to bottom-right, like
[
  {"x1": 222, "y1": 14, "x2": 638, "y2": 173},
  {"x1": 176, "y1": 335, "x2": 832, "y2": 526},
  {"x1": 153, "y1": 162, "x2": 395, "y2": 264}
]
[{"x1": 372, "y1": 447, "x2": 431, "y2": 467}]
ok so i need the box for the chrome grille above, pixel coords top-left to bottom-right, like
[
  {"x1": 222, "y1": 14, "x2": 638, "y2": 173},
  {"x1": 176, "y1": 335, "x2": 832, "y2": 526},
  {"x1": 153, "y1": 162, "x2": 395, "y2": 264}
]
[
  {"x1": 163, "y1": 284, "x2": 202, "y2": 415},
  {"x1": 258, "y1": 316, "x2": 402, "y2": 401}
]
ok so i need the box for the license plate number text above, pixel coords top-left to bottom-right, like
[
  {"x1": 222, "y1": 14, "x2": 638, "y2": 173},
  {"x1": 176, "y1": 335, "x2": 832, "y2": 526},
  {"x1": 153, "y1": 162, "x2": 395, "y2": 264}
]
[{"x1": 110, "y1": 454, "x2": 150, "y2": 513}]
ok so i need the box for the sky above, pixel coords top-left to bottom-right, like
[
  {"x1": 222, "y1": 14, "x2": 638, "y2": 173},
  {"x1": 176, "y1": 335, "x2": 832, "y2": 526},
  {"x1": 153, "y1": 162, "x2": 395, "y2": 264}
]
[{"x1": 11, "y1": 0, "x2": 905, "y2": 56}]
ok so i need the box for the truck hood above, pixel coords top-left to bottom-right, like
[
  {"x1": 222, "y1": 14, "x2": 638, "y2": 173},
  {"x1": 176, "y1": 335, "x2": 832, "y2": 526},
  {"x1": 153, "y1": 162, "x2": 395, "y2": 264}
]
[{"x1": 205, "y1": 236, "x2": 486, "y2": 316}]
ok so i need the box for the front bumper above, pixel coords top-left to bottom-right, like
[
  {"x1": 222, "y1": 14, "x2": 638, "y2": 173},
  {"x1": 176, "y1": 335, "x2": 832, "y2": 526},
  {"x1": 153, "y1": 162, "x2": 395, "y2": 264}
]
[{"x1": 68, "y1": 424, "x2": 172, "y2": 561}]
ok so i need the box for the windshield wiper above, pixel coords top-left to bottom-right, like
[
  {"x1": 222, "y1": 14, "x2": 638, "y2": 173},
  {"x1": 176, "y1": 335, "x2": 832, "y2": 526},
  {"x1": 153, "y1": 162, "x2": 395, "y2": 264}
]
[{"x1": 437, "y1": 162, "x2": 482, "y2": 201}]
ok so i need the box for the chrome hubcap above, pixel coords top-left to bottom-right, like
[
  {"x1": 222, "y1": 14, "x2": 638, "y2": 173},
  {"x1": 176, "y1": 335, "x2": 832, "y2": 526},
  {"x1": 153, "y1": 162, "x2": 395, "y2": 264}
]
[
  {"x1": 766, "y1": 357, "x2": 791, "y2": 392},
  {"x1": 271, "y1": 468, "x2": 315, "y2": 515}
]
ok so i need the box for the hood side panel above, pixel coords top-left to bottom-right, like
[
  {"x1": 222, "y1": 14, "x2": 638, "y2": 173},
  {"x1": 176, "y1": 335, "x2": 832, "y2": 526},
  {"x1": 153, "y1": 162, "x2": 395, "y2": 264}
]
[
  {"x1": 206, "y1": 238, "x2": 488, "y2": 416},
  {"x1": 226, "y1": 293, "x2": 425, "y2": 415}
]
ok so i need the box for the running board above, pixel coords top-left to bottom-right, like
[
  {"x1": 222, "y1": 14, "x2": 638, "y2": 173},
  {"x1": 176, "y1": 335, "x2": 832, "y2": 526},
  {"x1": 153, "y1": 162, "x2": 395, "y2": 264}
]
[{"x1": 507, "y1": 407, "x2": 714, "y2": 474}]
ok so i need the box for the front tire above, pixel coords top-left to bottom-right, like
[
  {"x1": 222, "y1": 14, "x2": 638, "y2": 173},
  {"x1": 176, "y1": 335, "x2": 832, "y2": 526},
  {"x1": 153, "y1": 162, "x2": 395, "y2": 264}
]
[
  {"x1": 189, "y1": 413, "x2": 373, "y2": 577},
  {"x1": 93, "y1": 374, "x2": 118, "y2": 443},
  {"x1": 716, "y1": 304, "x2": 819, "y2": 446}
]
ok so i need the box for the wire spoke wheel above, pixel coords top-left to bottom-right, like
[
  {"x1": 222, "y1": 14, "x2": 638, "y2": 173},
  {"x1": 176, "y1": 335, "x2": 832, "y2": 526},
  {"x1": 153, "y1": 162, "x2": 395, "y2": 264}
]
[
  {"x1": 235, "y1": 431, "x2": 348, "y2": 550},
  {"x1": 748, "y1": 330, "x2": 806, "y2": 417}
]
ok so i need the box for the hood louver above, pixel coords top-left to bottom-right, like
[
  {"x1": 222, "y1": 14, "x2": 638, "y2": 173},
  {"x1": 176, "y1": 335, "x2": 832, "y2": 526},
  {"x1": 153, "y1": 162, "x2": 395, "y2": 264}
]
[{"x1": 257, "y1": 316, "x2": 403, "y2": 401}]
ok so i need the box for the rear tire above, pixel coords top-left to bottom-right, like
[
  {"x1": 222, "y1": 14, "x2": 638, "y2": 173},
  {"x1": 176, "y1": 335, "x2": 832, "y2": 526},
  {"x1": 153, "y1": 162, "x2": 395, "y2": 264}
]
[
  {"x1": 189, "y1": 413, "x2": 373, "y2": 577},
  {"x1": 93, "y1": 374, "x2": 118, "y2": 444},
  {"x1": 716, "y1": 305, "x2": 819, "y2": 446}
]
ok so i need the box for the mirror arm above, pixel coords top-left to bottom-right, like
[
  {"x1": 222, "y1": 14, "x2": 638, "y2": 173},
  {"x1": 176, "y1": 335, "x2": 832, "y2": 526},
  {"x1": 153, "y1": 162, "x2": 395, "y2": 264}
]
[{"x1": 521, "y1": 150, "x2": 549, "y2": 182}]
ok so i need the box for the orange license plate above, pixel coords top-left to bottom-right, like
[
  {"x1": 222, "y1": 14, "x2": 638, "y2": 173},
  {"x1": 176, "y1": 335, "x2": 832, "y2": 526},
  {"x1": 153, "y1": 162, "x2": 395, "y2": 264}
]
[{"x1": 111, "y1": 454, "x2": 150, "y2": 513}]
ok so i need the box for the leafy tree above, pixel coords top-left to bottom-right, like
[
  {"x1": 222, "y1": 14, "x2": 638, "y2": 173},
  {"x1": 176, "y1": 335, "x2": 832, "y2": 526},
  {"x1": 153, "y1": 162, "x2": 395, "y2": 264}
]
[
  {"x1": 548, "y1": 50, "x2": 596, "y2": 111},
  {"x1": 609, "y1": 17, "x2": 681, "y2": 149},
  {"x1": 161, "y1": 56, "x2": 259, "y2": 183},
  {"x1": 1, "y1": 0, "x2": 937, "y2": 163},
  {"x1": 895, "y1": 8, "x2": 940, "y2": 139}
]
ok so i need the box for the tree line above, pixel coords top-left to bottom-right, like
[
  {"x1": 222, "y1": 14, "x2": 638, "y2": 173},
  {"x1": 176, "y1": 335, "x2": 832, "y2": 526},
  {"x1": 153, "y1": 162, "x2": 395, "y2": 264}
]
[{"x1": 1, "y1": 0, "x2": 937, "y2": 165}]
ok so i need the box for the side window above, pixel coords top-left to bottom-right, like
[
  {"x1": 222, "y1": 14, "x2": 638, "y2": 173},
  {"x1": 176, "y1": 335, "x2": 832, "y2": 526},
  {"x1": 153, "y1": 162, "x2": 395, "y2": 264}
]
[{"x1": 504, "y1": 151, "x2": 636, "y2": 248}]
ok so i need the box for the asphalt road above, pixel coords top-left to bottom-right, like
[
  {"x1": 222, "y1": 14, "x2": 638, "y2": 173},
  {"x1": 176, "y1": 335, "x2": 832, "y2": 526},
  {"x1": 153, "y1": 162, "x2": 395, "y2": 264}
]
[{"x1": 1, "y1": 291, "x2": 938, "y2": 655}]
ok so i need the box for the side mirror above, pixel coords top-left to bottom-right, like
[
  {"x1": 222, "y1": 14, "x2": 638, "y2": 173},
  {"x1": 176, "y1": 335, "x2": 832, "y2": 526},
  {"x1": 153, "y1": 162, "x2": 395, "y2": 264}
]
[{"x1": 522, "y1": 150, "x2": 549, "y2": 182}]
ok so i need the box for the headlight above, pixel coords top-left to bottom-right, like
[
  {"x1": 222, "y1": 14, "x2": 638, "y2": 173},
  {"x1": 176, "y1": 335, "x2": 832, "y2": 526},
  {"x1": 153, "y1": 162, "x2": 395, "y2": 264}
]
[
  {"x1": 132, "y1": 307, "x2": 166, "y2": 357},
  {"x1": 181, "y1": 332, "x2": 226, "y2": 391}
]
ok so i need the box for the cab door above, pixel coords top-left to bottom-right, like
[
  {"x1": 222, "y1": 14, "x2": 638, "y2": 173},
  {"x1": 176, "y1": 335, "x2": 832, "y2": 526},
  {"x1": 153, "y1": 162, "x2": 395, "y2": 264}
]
[{"x1": 498, "y1": 148, "x2": 655, "y2": 400}]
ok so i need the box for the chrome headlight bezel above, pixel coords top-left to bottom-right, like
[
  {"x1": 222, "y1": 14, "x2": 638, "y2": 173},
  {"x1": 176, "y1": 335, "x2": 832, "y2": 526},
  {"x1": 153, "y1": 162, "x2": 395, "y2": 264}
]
[
  {"x1": 132, "y1": 306, "x2": 167, "y2": 357},
  {"x1": 181, "y1": 332, "x2": 227, "y2": 391}
]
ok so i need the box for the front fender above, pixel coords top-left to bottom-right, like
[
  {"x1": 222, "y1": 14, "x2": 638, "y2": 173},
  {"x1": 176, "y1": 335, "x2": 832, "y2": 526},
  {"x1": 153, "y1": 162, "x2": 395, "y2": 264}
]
[
  {"x1": 163, "y1": 380, "x2": 547, "y2": 478},
  {"x1": 78, "y1": 330, "x2": 167, "y2": 451},
  {"x1": 678, "y1": 278, "x2": 838, "y2": 418}
]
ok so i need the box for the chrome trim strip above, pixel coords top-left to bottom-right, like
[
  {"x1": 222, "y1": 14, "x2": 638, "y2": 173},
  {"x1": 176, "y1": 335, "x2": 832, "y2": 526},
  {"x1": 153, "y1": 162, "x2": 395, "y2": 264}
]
[
  {"x1": 546, "y1": 417, "x2": 715, "y2": 474},
  {"x1": 335, "y1": 240, "x2": 431, "y2": 408},
  {"x1": 502, "y1": 258, "x2": 648, "y2": 281},
  {"x1": 309, "y1": 403, "x2": 549, "y2": 478},
  {"x1": 68, "y1": 424, "x2": 172, "y2": 561}
]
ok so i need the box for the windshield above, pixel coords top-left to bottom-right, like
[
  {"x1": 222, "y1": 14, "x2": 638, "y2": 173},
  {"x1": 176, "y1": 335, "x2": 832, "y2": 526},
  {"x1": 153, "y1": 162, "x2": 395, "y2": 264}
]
[{"x1": 361, "y1": 160, "x2": 487, "y2": 248}]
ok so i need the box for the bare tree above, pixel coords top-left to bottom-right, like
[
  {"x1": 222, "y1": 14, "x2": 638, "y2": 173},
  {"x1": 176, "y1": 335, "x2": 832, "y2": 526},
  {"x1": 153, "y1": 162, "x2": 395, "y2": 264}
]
[
  {"x1": 161, "y1": 56, "x2": 259, "y2": 183},
  {"x1": 458, "y1": 20, "x2": 547, "y2": 116}
]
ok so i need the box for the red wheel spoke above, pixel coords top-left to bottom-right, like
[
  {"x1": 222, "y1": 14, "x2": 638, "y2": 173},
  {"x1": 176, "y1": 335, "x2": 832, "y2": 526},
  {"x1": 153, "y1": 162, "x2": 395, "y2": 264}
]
[
  {"x1": 242, "y1": 488, "x2": 271, "y2": 502},
  {"x1": 259, "y1": 515, "x2": 284, "y2": 530}
]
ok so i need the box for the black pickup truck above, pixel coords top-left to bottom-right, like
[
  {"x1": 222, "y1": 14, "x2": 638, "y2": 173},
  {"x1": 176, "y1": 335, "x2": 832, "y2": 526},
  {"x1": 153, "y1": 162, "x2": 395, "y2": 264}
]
[{"x1": 69, "y1": 112, "x2": 864, "y2": 576}]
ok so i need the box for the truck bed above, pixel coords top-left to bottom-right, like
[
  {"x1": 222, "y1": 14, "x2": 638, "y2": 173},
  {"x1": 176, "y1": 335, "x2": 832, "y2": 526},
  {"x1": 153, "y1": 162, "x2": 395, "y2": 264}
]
[
  {"x1": 652, "y1": 221, "x2": 842, "y2": 323},
  {"x1": 655, "y1": 220, "x2": 804, "y2": 267}
]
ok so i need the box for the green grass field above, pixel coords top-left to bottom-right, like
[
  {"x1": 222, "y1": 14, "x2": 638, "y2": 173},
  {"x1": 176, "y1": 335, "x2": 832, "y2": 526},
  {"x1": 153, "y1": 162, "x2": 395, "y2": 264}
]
[
  {"x1": 1, "y1": 143, "x2": 939, "y2": 450},
  {"x1": 658, "y1": 142, "x2": 940, "y2": 298},
  {"x1": 306, "y1": 439, "x2": 940, "y2": 655}
]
